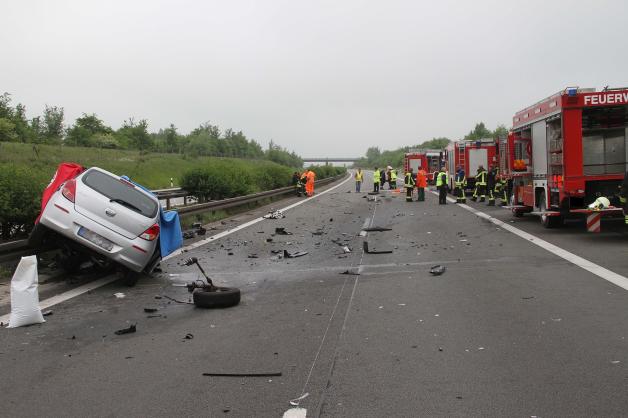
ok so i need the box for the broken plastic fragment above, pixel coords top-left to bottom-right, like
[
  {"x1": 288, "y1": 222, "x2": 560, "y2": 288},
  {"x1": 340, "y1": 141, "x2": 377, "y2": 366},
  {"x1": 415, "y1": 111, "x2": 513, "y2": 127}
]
[
  {"x1": 275, "y1": 227, "x2": 293, "y2": 235},
  {"x1": 429, "y1": 265, "x2": 446, "y2": 275},
  {"x1": 289, "y1": 393, "x2": 310, "y2": 406},
  {"x1": 283, "y1": 250, "x2": 308, "y2": 258},
  {"x1": 114, "y1": 324, "x2": 137, "y2": 335},
  {"x1": 363, "y1": 241, "x2": 393, "y2": 254},
  {"x1": 363, "y1": 226, "x2": 393, "y2": 232},
  {"x1": 263, "y1": 210, "x2": 285, "y2": 219},
  {"x1": 114, "y1": 292, "x2": 126, "y2": 298}
]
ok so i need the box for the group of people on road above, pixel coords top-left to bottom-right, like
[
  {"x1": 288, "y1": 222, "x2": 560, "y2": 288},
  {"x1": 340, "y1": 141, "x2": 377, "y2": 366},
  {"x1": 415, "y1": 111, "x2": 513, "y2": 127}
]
[
  {"x1": 469, "y1": 165, "x2": 508, "y2": 206},
  {"x1": 354, "y1": 167, "x2": 398, "y2": 193},
  {"x1": 292, "y1": 169, "x2": 316, "y2": 197},
  {"x1": 403, "y1": 167, "x2": 429, "y2": 202},
  {"x1": 352, "y1": 166, "x2": 511, "y2": 206}
]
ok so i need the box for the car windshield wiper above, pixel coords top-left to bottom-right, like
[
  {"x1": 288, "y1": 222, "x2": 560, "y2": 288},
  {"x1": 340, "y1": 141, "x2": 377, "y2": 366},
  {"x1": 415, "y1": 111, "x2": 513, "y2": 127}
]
[{"x1": 110, "y1": 198, "x2": 142, "y2": 214}]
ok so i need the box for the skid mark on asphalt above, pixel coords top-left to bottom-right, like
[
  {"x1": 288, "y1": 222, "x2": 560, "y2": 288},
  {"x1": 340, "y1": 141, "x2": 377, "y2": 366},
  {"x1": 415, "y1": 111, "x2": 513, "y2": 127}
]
[{"x1": 429, "y1": 190, "x2": 628, "y2": 291}]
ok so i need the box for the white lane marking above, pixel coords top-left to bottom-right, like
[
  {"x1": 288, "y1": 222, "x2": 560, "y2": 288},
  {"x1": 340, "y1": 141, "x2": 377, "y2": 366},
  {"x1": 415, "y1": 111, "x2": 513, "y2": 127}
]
[
  {"x1": 163, "y1": 173, "x2": 353, "y2": 261},
  {"x1": 0, "y1": 275, "x2": 119, "y2": 325},
  {"x1": 429, "y1": 190, "x2": 628, "y2": 290},
  {"x1": 0, "y1": 176, "x2": 353, "y2": 326}
]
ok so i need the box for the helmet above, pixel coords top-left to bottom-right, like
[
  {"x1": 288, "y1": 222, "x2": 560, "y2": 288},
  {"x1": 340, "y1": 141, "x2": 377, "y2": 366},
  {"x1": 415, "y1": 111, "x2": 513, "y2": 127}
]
[{"x1": 588, "y1": 196, "x2": 610, "y2": 210}]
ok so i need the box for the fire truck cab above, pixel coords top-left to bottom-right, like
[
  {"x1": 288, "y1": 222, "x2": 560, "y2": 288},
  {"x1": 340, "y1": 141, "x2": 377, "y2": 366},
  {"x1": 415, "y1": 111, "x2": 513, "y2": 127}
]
[
  {"x1": 404, "y1": 150, "x2": 443, "y2": 183},
  {"x1": 506, "y1": 86, "x2": 627, "y2": 228}
]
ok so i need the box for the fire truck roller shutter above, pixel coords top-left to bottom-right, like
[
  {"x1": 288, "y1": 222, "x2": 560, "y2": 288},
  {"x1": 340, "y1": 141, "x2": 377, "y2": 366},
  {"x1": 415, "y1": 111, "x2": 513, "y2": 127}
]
[
  {"x1": 532, "y1": 120, "x2": 548, "y2": 176},
  {"x1": 409, "y1": 159, "x2": 421, "y2": 173},
  {"x1": 468, "y1": 149, "x2": 487, "y2": 175},
  {"x1": 582, "y1": 106, "x2": 627, "y2": 175}
]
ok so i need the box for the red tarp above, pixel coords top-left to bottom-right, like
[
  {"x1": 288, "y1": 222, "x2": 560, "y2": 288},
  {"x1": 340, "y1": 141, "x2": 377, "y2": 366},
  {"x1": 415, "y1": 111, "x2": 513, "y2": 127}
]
[{"x1": 35, "y1": 162, "x2": 84, "y2": 223}]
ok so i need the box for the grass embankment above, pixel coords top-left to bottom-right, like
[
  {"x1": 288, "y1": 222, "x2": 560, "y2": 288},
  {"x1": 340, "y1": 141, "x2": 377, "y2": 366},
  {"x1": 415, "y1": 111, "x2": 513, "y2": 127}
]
[
  {"x1": 0, "y1": 142, "x2": 346, "y2": 239},
  {"x1": 0, "y1": 142, "x2": 292, "y2": 190}
]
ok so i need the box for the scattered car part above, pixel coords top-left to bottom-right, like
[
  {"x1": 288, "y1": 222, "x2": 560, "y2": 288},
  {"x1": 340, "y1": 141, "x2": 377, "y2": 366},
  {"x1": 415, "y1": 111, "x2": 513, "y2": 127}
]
[
  {"x1": 363, "y1": 226, "x2": 393, "y2": 232},
  {"x1": 429, "y1": 265, "x2": 446, "y2": 275},
  {"x1": 183, "y1": 257, "x2": 240, "y2": 309},
  {"x1": 275, "y1": 227, "x2": 292, "y2": 235},
  {"x1": 362, "y1": 241, "x2": 393, "y2": 254},
  {"x1": 263, "y1": 210, "x2": 285, "y2": 219},
  {"x1": 283, "y1": 250, "x2": 308, "y2": 258},
  {"x1": 202, "y1": 372, "x2": 282, "y2": 377},
  {"x1": 114, "y1": 324, "x2": 137, "y2": 335}
]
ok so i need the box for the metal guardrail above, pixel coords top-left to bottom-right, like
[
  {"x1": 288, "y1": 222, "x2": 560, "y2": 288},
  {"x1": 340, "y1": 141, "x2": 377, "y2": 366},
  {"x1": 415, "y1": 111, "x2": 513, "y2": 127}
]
[
  {"x1": 175, "y1": 173, "x2": 346, "y2": 216},
  {"x1": 0, "y1": 173, "x2": 348, "y2": 256}
]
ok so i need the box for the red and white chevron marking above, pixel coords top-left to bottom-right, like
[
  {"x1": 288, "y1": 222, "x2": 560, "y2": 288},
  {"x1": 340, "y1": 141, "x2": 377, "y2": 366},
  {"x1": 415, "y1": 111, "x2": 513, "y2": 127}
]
[{"x1": 587, "y1": 213, "x2": 601, "y2": 233}]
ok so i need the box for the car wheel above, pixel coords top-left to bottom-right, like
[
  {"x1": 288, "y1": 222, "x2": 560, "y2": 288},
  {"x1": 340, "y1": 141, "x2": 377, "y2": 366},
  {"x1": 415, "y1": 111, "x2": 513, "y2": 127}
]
[
  {"x1": 193, "y1": 287, "x2": 240, "y2": 309},
  {"x1": 121, "y1": 269, "x2": 141, "y2": 287},
  {"x1": 58, "y1": 253, "x2": 83, "y2": 274}
]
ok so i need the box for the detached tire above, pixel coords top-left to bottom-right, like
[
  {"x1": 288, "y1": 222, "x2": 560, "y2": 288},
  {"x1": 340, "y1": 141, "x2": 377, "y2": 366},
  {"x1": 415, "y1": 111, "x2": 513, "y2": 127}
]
[
  {"x1": 121, "y1": 269, "x2": 141, "y2": 287},
  {"x1": 193, "y1": 287, "x2": 241, "y2": 309}
]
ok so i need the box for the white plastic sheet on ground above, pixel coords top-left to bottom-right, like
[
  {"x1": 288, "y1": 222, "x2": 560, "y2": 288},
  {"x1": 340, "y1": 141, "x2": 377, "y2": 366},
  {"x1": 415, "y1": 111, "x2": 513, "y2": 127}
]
[{"x1": 8, "y1": 255, "x2": 45, "y2": 328}]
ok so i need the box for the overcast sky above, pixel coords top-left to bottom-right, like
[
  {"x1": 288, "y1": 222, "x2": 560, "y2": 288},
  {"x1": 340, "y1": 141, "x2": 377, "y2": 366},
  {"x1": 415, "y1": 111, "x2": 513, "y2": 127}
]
[{"x1": 2, "y1": 0, "x2": 628, "y2": 157}]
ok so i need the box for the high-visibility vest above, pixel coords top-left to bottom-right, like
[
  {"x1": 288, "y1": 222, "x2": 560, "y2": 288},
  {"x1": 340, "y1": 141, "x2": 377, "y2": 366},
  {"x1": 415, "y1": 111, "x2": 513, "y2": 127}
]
[
  {"x1": 390, "y1": 170, "x2": 397, "y2": 181},
  {"x1": 404, "y1": 172, "x2": 415, "y2": 188},
  {"x1": 373, "y1": 170, "x2": 381, "y2": 182},
  {"x1": 476, "y1": 170, "x2": 487, "y2": 186},
  {"x1": 355, "y1": 171, "x2": 363, "y2": 181},
  {"x1": 436, "y1": 172, "x2": 447, "y2": 187},
  {"x1": 416, "y1": 170, "x2": 427, "y2": 188}
]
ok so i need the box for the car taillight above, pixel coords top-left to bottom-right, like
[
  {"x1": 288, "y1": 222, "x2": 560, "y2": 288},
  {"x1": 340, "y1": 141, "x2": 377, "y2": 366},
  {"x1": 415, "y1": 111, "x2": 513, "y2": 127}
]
[
  {"x1": 140, "y1": 223, "x2": 160, "y2": 241},
  {"x1": 61, "y1": 179, "x2": 76, "y2": 202}
]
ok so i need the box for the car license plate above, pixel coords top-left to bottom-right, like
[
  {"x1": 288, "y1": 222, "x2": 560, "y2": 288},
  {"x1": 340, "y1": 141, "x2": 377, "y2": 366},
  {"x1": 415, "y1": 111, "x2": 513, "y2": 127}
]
[{"x1": 78, "y1": 226, "x2": 114, "y2": 251}]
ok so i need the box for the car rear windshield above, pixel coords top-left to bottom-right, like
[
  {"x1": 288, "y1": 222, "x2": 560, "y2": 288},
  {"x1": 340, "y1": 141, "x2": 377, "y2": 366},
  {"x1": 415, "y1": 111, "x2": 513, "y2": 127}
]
[{"x1": 82, "y1": 170, "x2": 158, "y2": 218}]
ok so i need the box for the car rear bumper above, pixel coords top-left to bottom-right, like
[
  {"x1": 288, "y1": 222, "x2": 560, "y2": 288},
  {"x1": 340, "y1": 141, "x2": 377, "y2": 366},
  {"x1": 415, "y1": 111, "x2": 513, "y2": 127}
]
[{"x1": 39, "y1": 193, "x2": 158, "y2": 272}]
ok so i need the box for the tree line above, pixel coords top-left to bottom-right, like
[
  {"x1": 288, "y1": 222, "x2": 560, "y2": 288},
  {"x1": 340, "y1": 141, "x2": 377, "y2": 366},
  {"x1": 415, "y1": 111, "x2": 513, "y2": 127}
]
[
  {"x1": 355, "y1": 122, "x2": 508, "y2": 168},
  {"x1": 0, "y1": 92, "x2": 303, "y2": 168}
]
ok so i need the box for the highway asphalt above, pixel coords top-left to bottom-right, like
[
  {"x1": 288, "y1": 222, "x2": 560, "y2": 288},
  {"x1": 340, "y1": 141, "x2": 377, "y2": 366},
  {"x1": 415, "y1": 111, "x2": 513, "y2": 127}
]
[{"x1": 2, "y1": 171, "x2": 628, "y2": 417}]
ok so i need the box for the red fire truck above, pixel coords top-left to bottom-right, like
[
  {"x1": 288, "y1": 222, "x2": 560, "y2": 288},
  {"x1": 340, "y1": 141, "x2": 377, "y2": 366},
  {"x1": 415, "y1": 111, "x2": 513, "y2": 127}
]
[
  {"x1": 503, "y1": 86, "x2": 627, "y2": 229},
  {"x1": 404, "y1": 150, "x2": 443, "y2": 183},
  {"x1": 445, "y1": 138, "x2": 499, "y2": 191}
]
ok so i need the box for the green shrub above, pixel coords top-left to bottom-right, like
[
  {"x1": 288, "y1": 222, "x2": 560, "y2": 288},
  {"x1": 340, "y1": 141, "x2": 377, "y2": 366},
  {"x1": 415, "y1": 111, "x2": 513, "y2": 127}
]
[
  {"x1": 0, "y1": 165, "x2": 44, "y2": 239},
  {"x1": 181, "y1": 166, "x2": 251, "y2": 201},
  {"x1": 307, "y1": 165, "x2": 347, "y2": 179}
]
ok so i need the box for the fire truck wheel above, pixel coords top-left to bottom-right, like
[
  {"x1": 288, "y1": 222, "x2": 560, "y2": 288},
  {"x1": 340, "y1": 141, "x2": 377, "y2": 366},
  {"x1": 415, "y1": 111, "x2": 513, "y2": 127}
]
[
  {"x1": 539, "y1": 200, "x2": 563, "y2": 228},
  {"x1": 193, "y1": 287, "x2": 241, "y2": 309}
]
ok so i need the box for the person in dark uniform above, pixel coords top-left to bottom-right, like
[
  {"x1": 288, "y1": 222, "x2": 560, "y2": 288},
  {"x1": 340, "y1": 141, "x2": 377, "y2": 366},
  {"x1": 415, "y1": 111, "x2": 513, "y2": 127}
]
[
  {"x1": 404, "y1": 168, "x2": 415, "y2": 202},
  {"x1": 486, "y1": 166, "x2": 498, "y2": 206}
]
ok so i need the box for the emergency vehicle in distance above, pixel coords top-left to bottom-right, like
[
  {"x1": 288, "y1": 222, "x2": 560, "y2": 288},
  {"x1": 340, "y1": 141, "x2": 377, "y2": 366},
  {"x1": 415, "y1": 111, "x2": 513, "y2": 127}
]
[
  {"x1": 501, "y1": 86, "x2": 627, "y2": 227},
  {"x1": 445, "y1": 138, "x2": 498, "y2": 192},
  {"x1": 404, "y1": 149, "x2": 443, "y2": 183}
]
